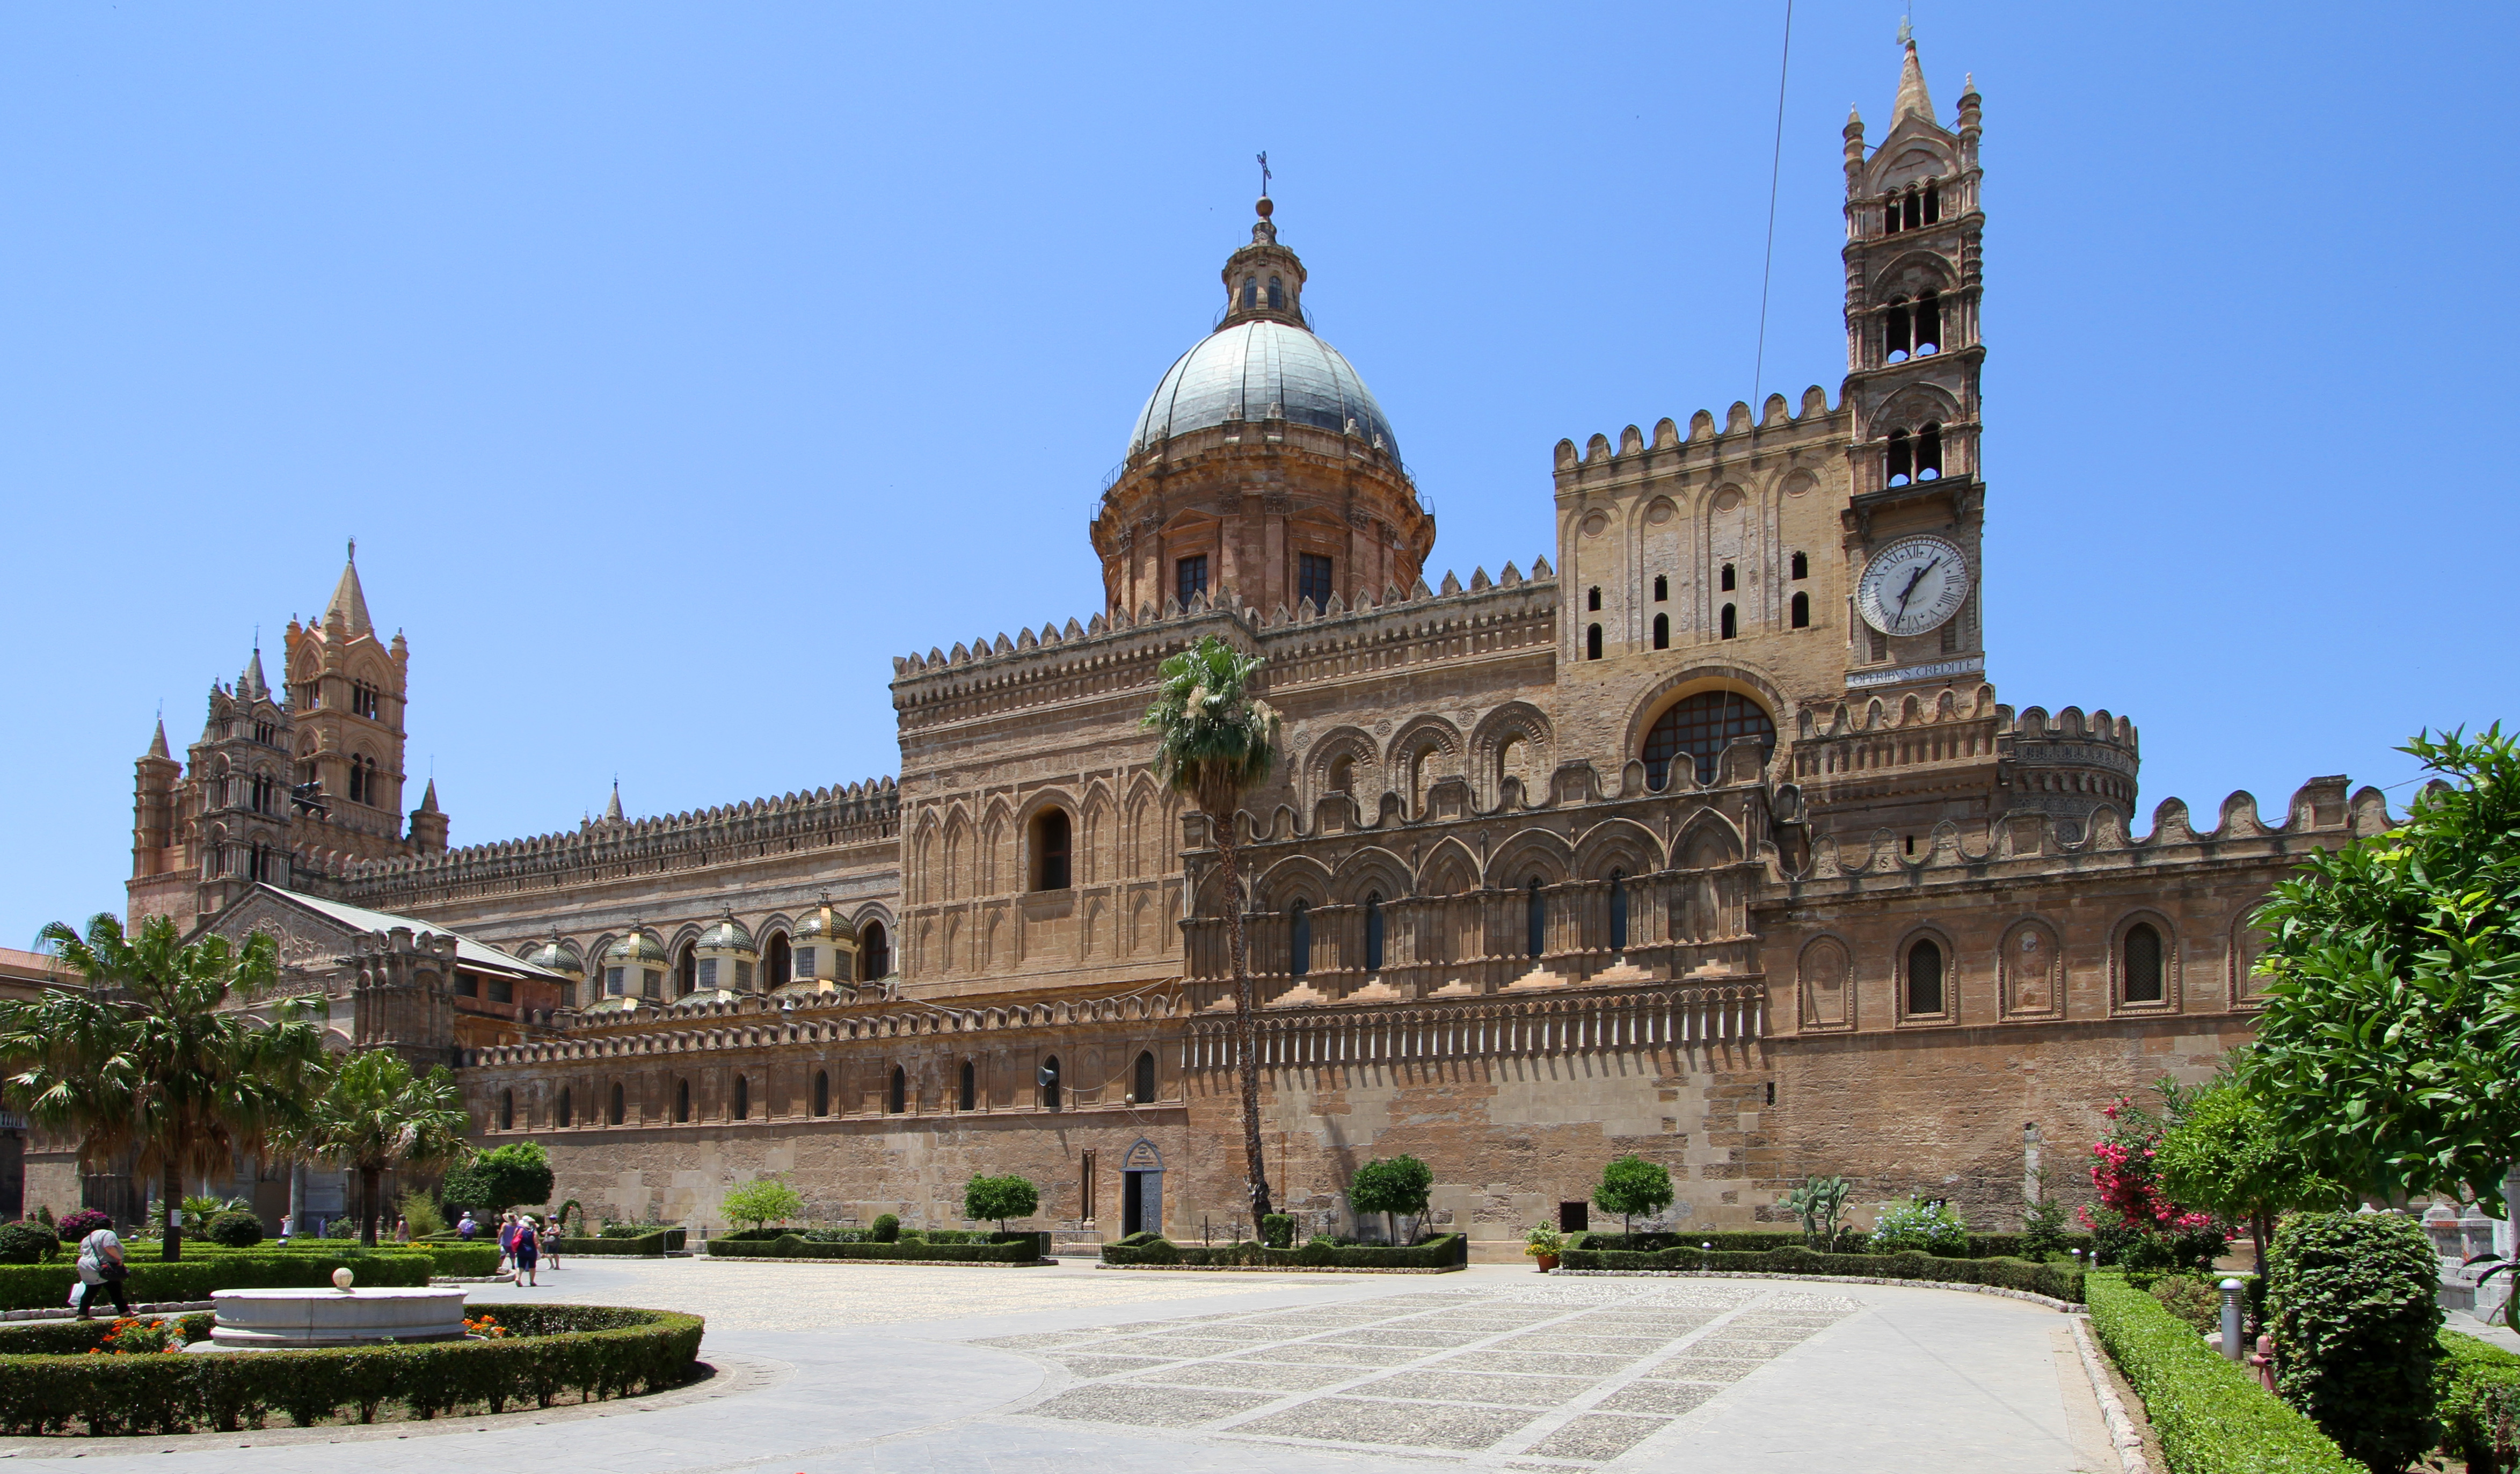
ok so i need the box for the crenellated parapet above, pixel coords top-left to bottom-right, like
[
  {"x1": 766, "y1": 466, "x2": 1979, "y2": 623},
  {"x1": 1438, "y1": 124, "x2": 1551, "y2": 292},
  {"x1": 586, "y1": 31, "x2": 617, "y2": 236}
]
[
  {"x1": 1553, "y1": 387, "x2": 1847, "y2": 487},
  {"x1": 330, "y1": 779, "x2": 900, "y2": 910}
]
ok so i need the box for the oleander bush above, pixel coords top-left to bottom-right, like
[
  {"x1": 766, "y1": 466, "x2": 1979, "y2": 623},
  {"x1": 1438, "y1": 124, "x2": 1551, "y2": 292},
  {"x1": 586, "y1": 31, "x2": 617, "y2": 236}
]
[
  {"x1": 1101, "y1": 1233, "x2": 1468, "y2": 1272},
  {"x1": 2084, "y1": 1273, "x2": 2358, "y2": 1474},
  {"x1": 708, "y1": 1232, "x2": 1050, "y2": 1264},
  {"x1": 0, "y1": 1251, "x2": 434, "y2": 1311},
  {"x1": 2269, "y1": 1211, "x2": 2444, "y2": 1473},
  {"x1": 2436, "y1": 1328, "x2": 2520, "y2": 1473},
  {"x1": 53, "y1": 1211, "x2": 111, "y2": 1240},
  {"x1": 1554, "y1": 1242, "x2": 2084, "y2": 1301},
  {"x1": 0, "y1": 1304, "x2": 703, "y2": 1436}
]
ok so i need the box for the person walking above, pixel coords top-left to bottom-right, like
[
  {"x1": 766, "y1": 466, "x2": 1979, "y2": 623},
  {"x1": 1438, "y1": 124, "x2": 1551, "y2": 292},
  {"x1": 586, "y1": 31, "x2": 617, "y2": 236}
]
[
  {"x1": 540, "y1": 1214, "x2": 562, "y2": 1270},
  {"x1": 74, "y1": 1222, "x2": 131, "y2": 1320},
  {"x1": 513, "y1": 1214, "x2": 542, "y2": 1287},
  {"x1": 456, "y1": 1211, "x2": 477, "y2": 1241},
  {"x1": 496, "y1": 1211, "x2": 519, "y2": 1275}
]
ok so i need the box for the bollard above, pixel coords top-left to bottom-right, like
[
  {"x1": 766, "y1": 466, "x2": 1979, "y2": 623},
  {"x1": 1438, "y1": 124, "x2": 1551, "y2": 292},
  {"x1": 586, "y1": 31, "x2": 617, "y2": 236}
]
[{"x1": 2220, "y1": 1278, "x2": 2245, "y2": 1361}]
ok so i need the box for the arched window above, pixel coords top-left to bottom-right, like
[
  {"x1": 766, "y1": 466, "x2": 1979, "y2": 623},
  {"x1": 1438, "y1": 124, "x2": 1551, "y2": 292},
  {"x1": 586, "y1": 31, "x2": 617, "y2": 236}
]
[
  {"x1": 1033, "y1": 810, "x2": 1072, "y2": 890},
  {"x1": 2123, "y1": 923, "x2": 2166, "y2": 1003},
  {"x1": 1720, "y1": 604, "x2": 1737, "y2": 640},
  {"x1": 610, "y1": 1082, "x2": 625, "y2": 1126},
  {"x1": 861, "y1": 921, "x2": 890, "y2": 981},
  {"x1": 1133, "y1": 1050, "x2": 1156, "y2": 1105},
  {"x1": 1915, "y1": 291, "x2": 1942, "y2": 353},
  {"x1": 1266, "y1": 275, "x2": 1284, "y2": 310},
  {"x1": 1885, "y1": 297, "x2": 1911, "y2": 361},
  {"x1": 958, "y1": 1059, "x2": 976, "y2": 1111},
  {"x1": 675, "y1": 1079, "x2": 691, "y2": 1123},
  {"x1": 1586, "y1": 624, "x2": 1603, "y2": 660},
  {"x1": 1923, "y1": 180, "x2": 1941, "y2": 223},
  {"x1": 813, "y1": 1070, "x2": 829, "y2": 1117},
  {"x1": 1364, "y1": 892, "x2": 1386, "y2": 972},
  {"x1": 1587, "y1": 585, "x2": 1601, "y2": 611},
  {"x1": 1288, "y1": 899, "x2": 1312, "y2": 977},
  {"x1": 1720, "y1": 563, "x2": 1736, "y2": 592},
  {"x1": 1039, "y1": 1056, "x2": 1062, "y2": 1111},
  {"x1": 1328, "y1": 755, "x2": 1353, "y2": 794},
  {"x1": 888, "y1": 1065, "x2": 907, "y2": 1114},
  {"x1": 499, "y1": 1089, "x2": 514, "y2": 1131},
  {"x1": 732, "y1": 1074, "x2": 749, "y2": 1121},
  {"x1": 1790, "y1": 592, "x2": 1810, "y2": 628},
  {"x1": 764, "y1": 933, "x2": 791, "y2": 988},
  {"x1": 1652, "y1": 575, "x2": 1668, "y2": 602},
  {"x1": 1916, "y1": 423, "x2": 1943, "y2": 480},
  {"x1": 1906, "y1": 939, "x2": 1945, "y2": 1015},
  {"x1": 676, "y1": 943, "x2": 696, "y2": 996},
  {"x1": 1525, "y1": 878, "x2": 1546, "y2": 959},
  {"x1": 1240, "y1": 276, "x2": 1257, "y2": 310},
  {"x1": 1652, "y1": 614, "x2": 1670, "y2": 650},
  {"x1": 1790, "y1": 550, "x2": 1808, "y2": 580},
  {"x1": 1887, "y1": 430, "x2": 1913, "y2": 485},
  {"x1": 1641, "y1": 691, "x2": 1777, "y2": 789},
  {"x1": 1608, "y1": 869, "x2": 1629, "y2": 952},
  {"x1": 556, "y1": 1087, "x2": 572, "y2": 1128},
  {"x1": 1903, "y1": 187, "x2": 1922, "y2": 231}
]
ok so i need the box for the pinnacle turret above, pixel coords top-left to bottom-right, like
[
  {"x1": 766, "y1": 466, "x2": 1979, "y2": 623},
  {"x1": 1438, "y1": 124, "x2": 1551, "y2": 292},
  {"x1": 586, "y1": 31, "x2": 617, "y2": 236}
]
[
  {"x1": 1893, "y1": 36, "x2": 1935, "y2": 124},
  {"x1": 145, "y1": 718, "x2": 171, "y2": 760},
  {"x1": 325, "y1": 539, "x2": 373, "y2": 636}
]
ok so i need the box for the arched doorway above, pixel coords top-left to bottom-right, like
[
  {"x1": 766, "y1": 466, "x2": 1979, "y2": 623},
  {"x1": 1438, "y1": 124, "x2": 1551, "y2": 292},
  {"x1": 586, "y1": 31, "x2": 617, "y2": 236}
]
[{"x1": 1121, "y1": 1138, "x2": 1164, "y2": 1237}]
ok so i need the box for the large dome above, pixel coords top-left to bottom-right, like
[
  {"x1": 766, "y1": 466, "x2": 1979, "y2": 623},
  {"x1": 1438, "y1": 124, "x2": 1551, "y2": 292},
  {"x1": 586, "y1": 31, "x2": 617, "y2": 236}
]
[{"x1": 1128, "y1": 318, "x2": 1400, "y2": 462}]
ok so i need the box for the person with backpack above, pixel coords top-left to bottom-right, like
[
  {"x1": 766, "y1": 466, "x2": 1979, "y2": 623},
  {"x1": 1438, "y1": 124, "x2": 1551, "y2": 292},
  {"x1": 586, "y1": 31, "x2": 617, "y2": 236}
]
[{"x1": 74, "y1": 1223, "x2": 130, "y2": 1320}]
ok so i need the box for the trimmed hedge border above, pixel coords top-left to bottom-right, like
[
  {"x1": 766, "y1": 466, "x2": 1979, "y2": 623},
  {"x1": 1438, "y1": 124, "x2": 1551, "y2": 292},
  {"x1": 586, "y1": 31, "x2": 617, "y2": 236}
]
[
  {"x1": 2438, "y1": 1327, "x2": 2520, "y2": 1471},
  {"x1": 2084, "y1": 1272, "x2": 2358, "y2": 1474},
  {"x1": 1556, "y1": 1243, "x2": 2081, "y2": 1302},
  {"x1": 1549, "y1": 1268, "x2": 2084, "y2": 1312},
  {"x1": 1099, "y1": 1234, "x2": 1469, "y2": 1272},
  {"x1": 0, "y1": 1303, "x2": 704, "y2": 1437},
  {"x1": 1567, "y1": 1229, "x2": 2095, "y2": 1261},
  {"x1": 0, "y1": 1253, "x2": 435, "y2": 1313},
  {"x1": 556, "y1": 1229, "x2": 684, "y2": 1257},
  {"x1": 706, "y1": 1232, "x2": 1051, "y2": 1265}
]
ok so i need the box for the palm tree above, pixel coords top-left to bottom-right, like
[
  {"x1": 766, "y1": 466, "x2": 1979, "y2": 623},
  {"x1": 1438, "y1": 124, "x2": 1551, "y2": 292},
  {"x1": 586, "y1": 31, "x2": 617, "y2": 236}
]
[
  {"x1": 289, "y1": 1047, "x2": 471, "y2": 1247},
  {"x1": 0, "y1": 914, "x2": 327, "y2": 1260},
  {"x1": 1144, "y1": 634, "x2": 1281, "y2": 1222}
]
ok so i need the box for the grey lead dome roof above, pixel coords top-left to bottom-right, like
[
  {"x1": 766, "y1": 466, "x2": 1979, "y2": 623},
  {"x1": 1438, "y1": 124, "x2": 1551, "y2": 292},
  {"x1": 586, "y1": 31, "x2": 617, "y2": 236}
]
[{"x1": 1129, "y1": 319, "x2": 1399, "y2": 462}]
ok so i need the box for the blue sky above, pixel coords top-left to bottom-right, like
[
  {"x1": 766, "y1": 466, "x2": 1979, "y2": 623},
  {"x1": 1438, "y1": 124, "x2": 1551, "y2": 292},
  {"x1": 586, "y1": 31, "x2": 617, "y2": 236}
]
[{"x1": 3, "y1": 2, "x2": 2512, "y2": 945}]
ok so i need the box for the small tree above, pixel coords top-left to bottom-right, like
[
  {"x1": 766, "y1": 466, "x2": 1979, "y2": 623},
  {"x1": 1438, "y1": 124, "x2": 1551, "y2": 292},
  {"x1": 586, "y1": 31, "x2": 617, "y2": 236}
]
[
  {"x1": 2269, "y1": 1210, "x2": 2444, "y2": 1473},
  {"x1": 1350, "y1": 1155, "x2": 1433, "y2": 1244},
  {"x1": 440, "y1": 1140, "x2": 555, "y2": 1218},
  {"x1": 2154, "y1": 1077, "x2": 2352, "y2": 1281},
  {"x1": 1592, "y1": 1156, "x2": 1674, "y2": 1237},
  {"x1": 963, "y1": 1173, "x2": 1039, "y2": 1233},
  {"x1": 720, "y1": 1177, "x2": 805, "y2": 1233}
]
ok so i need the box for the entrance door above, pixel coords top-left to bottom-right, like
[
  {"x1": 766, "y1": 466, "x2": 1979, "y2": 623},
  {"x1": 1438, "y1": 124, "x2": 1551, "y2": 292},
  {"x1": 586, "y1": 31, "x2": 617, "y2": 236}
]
[{"x1": 1122, "y1": 1172, "x2": 1143, "y2": 1236}]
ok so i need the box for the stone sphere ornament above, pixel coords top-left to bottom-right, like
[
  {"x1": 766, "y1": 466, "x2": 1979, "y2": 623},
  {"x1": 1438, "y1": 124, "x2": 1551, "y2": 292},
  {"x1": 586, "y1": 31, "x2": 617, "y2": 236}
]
[{"x1": 332, "y1": 1267, "x2": 355, "y2": 1290}]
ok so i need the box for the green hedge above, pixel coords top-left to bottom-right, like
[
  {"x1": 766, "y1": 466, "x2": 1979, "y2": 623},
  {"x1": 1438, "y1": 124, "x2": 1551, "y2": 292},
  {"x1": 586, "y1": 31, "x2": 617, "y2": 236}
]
[
  {"x1": 1569, "y1": 1229, "x2": 2093, "y2": 1260},
  {"x1": 0, "y1": 1303, "x2": 703, "y2": 1436},
  {"x1": 1555, "y1": 1243, "x2": 2082, "y2": 1301},
  {"x1": 1101, "y1": 1233, "x2": 1469, "y2": 1271},
  {"x1": 708, "y1": 1232, "x2": 1050, "y2": 1264},
  {"x1": 2437, "y1": 1329, "x2": 2520, "y2": 1472},
  {"x1": 2084, "y1": 1272, "x2": 2358, "y2": 1474},
  {"x1": 0, "y1": 1252, "x2": 435, "y2": 1312},
  {"x1": 556, "y1": 1229, "x2": 683, "y2": 1257}
]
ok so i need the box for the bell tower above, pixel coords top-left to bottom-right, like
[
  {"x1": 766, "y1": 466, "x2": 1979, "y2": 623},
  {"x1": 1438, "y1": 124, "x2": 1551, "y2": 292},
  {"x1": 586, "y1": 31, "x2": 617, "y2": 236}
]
[
  {"x1": 281, "y1": 543, "x2": 423, "y2": 863},
  {"x1": 1839, "y1": 38, "x2": 1988, "y2": 689}
]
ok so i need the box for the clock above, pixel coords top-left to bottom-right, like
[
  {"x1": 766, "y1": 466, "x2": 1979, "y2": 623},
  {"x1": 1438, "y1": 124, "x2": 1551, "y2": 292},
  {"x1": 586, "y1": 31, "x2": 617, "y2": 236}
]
[{"x1": 1856, "y1": 535, "x2": 1971, "y2": 637}]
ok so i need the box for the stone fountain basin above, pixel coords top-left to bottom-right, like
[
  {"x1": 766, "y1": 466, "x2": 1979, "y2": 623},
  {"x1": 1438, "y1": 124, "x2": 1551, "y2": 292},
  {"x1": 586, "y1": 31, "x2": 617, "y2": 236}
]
[{"x1": 206, "y1": 1287, "x2": 470, "y2": 1348}]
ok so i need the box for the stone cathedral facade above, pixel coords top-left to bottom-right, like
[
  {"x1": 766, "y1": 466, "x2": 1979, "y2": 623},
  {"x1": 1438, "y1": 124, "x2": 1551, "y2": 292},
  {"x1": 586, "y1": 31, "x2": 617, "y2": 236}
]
[{"x1": 62, "y1": 40, "x2": 2386, "y2": 1247}]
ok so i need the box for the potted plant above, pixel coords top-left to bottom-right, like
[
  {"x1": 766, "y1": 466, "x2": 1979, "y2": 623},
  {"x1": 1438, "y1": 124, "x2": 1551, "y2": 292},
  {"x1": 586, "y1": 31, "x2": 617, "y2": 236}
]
[{"x1": 1525, "y1": 1224, "x2": 1565, "y2": 1272}]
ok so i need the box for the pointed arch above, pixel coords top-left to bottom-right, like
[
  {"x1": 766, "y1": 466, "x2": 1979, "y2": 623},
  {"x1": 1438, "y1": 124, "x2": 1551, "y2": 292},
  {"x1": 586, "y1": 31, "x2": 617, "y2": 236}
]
[
  {"x1": 1329, "y1": 845, "x2": 1414, "y2": 906},
  {"x1": 1673, "y1": 808, "x2": 1746, "y2": 869},
  {"x1": 1483, "y1": 826, "x2": 1574, "y2": 889},
  {"x1": 1572, "y1": 817, "x2": 1663, "y2": 880},
  {"x1": 1253, "y1": 854, "x2": 1332, "y2": 911},
  {"x1": 1418, "y1": 836, "x2": 1482, "y2": 896}
]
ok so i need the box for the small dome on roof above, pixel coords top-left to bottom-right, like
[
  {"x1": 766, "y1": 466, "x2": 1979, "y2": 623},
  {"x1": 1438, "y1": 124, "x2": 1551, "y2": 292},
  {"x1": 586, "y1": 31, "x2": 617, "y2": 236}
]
[
  {"x1": 603, "y1": 932, "x2": 666, "y2": 966},
  {"x1": 524, "y1": 936, "x2": 582, "y2": 976},
  {"x1": 793, "y1": 909, "x2": 850, "y2": 943},
  {"x1": 672, "y1": 988, "x2": 744, "y2": 1010},
  {"x1": 580, "y1": 994, "x2": 644, "y2": 1015},
  {"x1": 697, "y1": 913, "x2": 756, "y2": 953}
]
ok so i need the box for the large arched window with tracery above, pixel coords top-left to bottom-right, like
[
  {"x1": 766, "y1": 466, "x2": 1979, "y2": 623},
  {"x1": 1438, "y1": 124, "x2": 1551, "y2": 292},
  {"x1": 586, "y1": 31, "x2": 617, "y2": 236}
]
[{"x1": 1641, "y1": 691, "x2": 1776, "y2": 789}]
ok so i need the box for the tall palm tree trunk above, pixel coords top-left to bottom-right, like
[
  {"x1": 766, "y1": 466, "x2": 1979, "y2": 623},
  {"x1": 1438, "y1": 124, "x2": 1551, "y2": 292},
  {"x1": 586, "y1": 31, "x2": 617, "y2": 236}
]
[
  {"x1": 1212, "y1": 811, "x2": 1273, "y2": 1225},
  {"x1": 159, "y1": 1158, "x2": 184, "y2": 1260},
  {"x1": 361, "y1": 1166, "x2": 383, "y2": 1248}
]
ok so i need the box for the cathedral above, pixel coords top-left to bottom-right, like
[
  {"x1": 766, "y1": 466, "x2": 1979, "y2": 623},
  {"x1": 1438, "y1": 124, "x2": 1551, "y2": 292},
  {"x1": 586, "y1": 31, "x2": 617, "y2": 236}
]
[{"x1": 52, "y1": 40, "x2": 2385, "y2": 1247}]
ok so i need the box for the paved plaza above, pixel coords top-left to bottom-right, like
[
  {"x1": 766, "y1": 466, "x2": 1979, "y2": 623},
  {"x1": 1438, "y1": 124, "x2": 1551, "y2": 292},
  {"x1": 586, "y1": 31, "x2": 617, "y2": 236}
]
[{"x1": 0, "y1": 1259, "x2": 2121, "y2": 1472}]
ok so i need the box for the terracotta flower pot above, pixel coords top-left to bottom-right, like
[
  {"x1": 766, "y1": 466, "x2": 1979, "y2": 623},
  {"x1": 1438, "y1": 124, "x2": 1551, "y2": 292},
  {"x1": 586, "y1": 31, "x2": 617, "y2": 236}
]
[{"x1": 1534, "y1": 1253, "x2": 1560, "y2": 1272}]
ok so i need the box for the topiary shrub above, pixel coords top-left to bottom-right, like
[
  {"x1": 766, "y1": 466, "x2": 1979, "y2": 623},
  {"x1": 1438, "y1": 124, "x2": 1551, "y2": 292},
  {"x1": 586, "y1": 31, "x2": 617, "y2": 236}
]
[
  {"x1": 54, "y1": 1211, "x2": 110, "y2": 1241},
  {"x1": 2270, "y1": 1210, "x2": 2444, "y2": 1472},
  {"x1": 1260, "y1": 1214, "x2": 1294, "y2": 1249},
  {"x1": 206, "y1": 1210, "x2": 264, "y2": 1248},
  {"x1": 0, "y1": 1222, "x2": 59, "y2": 1265},
  {"x1": 869, "y1": 1214, "x2": 900, "y2": 1244},
  {"x1": 1134, "y1": 1235, "x2": 1181, "y2": 1265},
  {"x1": 1868, "y1": 1197, "x2": 1969, "y2": 1256}
]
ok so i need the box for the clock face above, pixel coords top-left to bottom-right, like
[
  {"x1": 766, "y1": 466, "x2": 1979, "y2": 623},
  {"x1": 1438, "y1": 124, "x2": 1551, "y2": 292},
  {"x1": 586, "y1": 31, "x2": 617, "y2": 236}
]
[{"x1": 1857, "y1": 536, "x2": 1971, "y2": 637}]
